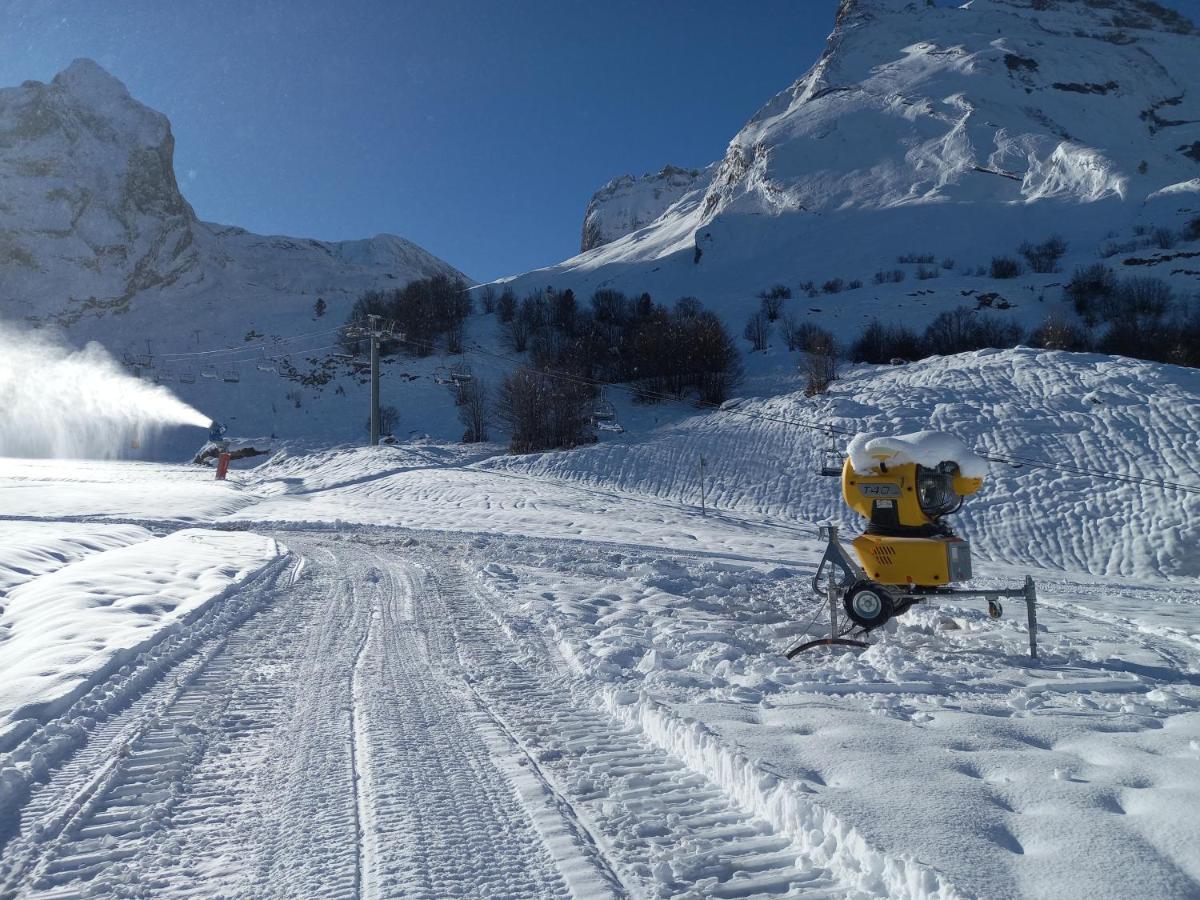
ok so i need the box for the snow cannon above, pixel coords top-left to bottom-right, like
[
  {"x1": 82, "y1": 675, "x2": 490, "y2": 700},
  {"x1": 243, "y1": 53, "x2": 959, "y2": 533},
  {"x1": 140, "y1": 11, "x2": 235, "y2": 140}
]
[
  {"x1": 787, "y1": 431, "x2": 1040, "y2": 661},
  {"x1": 839, "y1": 432, "x2": 985, "y2": 629},
  {"x1": 841, "y1": 437, "x2": 984, "y2": 607}
]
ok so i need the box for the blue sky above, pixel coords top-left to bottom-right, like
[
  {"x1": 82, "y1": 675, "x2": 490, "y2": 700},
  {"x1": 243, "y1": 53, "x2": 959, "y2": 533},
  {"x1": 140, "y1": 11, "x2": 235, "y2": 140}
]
[
  {"x1": 0, "y1": 1, "x2": 837, "y2": 280},
  {"x1": 1, "y1": 1, "x2": 1197, "y2": 281}
]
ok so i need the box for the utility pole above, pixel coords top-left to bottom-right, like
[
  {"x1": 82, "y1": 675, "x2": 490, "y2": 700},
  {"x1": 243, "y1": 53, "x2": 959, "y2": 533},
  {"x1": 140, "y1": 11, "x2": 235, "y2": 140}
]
[{"x1": 699, "y1": 455, "x2": 708, "y2": 517}]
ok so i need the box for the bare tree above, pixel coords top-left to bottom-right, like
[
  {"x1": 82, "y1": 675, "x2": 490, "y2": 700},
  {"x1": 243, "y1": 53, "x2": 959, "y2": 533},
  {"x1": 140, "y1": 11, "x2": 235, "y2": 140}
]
[
  {"x1": 506, "y1": 310, "x2": 534, "y2": 353},
  {"x1": 743, "y1": 311, "x2": 771, "y2": 352},
  {"x1": 480, "y1": 285, "x2": 497, "y2": 314},
  {"x1": 458, "y1": 379, "x2": 489, "y2": 443},
  {"x1": 365, "y1": 404, "x2": 399, "y2": 436},
  {"x1": 446, "y1": 319, "x2": 465, "y2": 354},
  {"x1": 779, "y1": 314, "x2": 801, "y2": 351},
  {"x1": 497, "y1": 366, "x2": 593, "y2": 453},
  {"x1": 760, "y1": 294, "x2": 784, "y2": 321},
  {"x1": 802, "y1": 333, "x2": 838, "y2": 396},
  {"x1": 1019, "y1": 235, "x2": 1067, "y2": 274},
  {"x1": 496, "y1": 288, "x2": 517, "y2": 323}
]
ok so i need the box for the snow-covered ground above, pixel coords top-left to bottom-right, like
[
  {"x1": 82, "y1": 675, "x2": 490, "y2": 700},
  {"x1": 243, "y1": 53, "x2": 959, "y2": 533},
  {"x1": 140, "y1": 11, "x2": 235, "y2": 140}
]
[{"x1": 1, "y1": 353, "x2": 1196, "y2": 898}]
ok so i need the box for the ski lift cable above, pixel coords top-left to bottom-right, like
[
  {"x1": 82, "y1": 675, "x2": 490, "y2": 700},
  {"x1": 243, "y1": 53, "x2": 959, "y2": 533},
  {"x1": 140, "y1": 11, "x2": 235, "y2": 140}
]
[
  {"x1": 383, "y1": 332, "x2": 1200, "y2": 497},
  {"x1": 156, "y1": 325, "x2": 348, "y2": 359}
]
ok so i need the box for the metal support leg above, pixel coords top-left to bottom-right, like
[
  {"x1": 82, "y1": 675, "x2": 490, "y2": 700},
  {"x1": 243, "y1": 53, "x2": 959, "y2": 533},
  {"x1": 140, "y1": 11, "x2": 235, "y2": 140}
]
[
  {"x1": 828, "y1": 567, "x2": 839, "y2": 642},
  {"x1": 1024, "y1": 575, "x2": 1038, "y2": 661}
]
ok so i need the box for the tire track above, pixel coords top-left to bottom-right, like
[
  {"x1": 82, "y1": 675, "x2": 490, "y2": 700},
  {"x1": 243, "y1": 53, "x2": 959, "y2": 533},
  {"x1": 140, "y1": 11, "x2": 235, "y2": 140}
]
[{"x1": 417, "y1": 551, "x2": 849, "y2": 899}]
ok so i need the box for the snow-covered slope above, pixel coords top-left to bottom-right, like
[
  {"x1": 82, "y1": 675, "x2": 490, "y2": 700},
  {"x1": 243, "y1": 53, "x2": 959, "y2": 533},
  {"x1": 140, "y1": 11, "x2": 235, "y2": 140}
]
[
  {"x1": 484, "y1": 347, "x2": 1200, "y2": 581},
  {"x1": 503, "y1": 0, "x2": 1200, "y2": 309}
]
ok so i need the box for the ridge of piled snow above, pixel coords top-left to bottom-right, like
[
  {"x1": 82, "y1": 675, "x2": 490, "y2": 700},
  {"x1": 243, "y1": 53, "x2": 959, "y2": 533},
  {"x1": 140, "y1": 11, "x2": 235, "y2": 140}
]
[
  {"x1": 0, "y1": 529, "x2": 283, "y2": 741},
  {"x1": 484, "y1": 347, "x2": 1200, "y2": 581},
  {"x1": 0, "y1": 522, "x2": 153, "y2": 596},
  {"x1": 848, "y1": 431, "x2": 988, "y2": 478}
]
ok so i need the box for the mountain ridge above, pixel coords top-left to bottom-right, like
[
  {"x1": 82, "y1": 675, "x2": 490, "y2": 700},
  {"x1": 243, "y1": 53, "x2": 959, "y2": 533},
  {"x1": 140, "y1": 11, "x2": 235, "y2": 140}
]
[
  {"x1": 0, "y1": 58, "x2": 467, "y2": 328},
  {"x1": 549, "y1": 0, "x2": 1199, "y2": 307}
]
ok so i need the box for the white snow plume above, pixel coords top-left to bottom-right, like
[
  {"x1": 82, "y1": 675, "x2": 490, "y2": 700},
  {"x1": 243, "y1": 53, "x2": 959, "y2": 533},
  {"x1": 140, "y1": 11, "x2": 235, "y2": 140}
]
[{"x1": 0, "y1": 323, "x2": 209, "y2": 459}]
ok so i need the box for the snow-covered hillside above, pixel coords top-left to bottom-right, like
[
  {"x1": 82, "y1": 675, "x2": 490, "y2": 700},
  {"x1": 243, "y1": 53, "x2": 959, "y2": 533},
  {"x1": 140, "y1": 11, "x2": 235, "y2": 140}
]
[
  {"x1": 0, "y1": 59, "x2": 467, "y2": 447},
  {"x1": 483, "y1": 347, "x2": 1200, "y2": 581},
  {"x1": 508, "y1": 0, "x2": 1200, "y2": 317}
]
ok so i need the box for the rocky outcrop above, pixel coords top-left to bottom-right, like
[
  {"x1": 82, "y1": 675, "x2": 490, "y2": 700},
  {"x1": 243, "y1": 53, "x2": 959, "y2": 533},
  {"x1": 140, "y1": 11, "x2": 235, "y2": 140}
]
[
  {"x1": 0, "y1": 59, "x2": 467, "y2": 326},
  {"x1": 580, "y1": 165, "x2": 709, "y2": 252}
]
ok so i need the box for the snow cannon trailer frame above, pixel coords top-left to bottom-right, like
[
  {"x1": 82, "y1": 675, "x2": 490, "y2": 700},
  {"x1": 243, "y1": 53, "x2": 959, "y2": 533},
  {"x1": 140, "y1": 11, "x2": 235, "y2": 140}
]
[
  {"x1": 785, "y1": 525, "x2": 1039, "y2": 659},
  {"x1": 788, "y1": 432, "x2": 1039, "y2": 659}
]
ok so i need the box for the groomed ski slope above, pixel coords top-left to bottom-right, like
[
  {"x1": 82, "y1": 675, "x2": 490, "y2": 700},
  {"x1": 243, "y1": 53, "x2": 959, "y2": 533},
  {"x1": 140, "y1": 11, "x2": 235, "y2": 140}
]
[{"x1": 0, "y1": 348, "x2": 1197, "y2": 899}]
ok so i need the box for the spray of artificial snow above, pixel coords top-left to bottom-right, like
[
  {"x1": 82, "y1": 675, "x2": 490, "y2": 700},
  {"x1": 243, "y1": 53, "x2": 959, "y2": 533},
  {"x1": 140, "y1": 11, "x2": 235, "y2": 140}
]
[{"x1": 0, "y1": 323, "x2": 210, "y2": 458}]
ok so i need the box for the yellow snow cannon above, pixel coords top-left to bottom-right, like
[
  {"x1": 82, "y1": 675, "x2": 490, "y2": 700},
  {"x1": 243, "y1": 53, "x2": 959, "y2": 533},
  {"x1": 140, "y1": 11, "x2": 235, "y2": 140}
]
[
  {"x1": 789, "y1": 431, "x2": 1042, "y2": 660},
  {"x1": 838, "y1": 432, "x2": 983, "y2": 630},
  {"x1": 842, "y1": 457, "x2": 981, "y2": 589}
]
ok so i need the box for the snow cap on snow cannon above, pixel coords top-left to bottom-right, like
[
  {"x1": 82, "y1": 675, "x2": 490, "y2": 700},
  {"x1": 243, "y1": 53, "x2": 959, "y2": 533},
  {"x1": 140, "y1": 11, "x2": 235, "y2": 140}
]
[{"x1": 842, "y1": 430, "x2": 985, "y2": 530}]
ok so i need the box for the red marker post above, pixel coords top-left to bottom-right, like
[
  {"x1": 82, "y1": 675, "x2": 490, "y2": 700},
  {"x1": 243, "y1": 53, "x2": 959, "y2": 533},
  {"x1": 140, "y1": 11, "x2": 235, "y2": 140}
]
[{"x1": 216, "y1": 452, "x2": 231, "y2": 481}]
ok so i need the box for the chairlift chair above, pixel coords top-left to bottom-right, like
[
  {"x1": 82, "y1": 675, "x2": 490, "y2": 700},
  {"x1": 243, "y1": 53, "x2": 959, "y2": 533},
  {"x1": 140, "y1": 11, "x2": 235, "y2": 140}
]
[
  {"x1": 255, "y1": 353, "x2": 278, "y2": 374},
  {"x1": 222, "y1": 367, "x2": 241, "y2": 383},
  {"x1": 179, "y1": 367, "x2": 196, "y2": 384},
  {"x1": 820, "y1": 429, "x2": 843, "y2": 477},
  {"x1": 201, "y1": 365, "x2": 219, "y2": 380}
]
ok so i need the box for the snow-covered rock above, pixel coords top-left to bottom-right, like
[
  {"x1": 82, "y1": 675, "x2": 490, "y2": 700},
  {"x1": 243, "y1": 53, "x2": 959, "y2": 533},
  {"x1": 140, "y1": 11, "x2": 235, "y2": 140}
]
[
  {"x1": 580, "y1": 165, "x2": 710, "y2": 251},
  {"x1": 503, "y1": 0, "x2": 1200, "y2": 305},
  {"x1": 0, "y1": 58, "x2": 466, "y2": 329}
]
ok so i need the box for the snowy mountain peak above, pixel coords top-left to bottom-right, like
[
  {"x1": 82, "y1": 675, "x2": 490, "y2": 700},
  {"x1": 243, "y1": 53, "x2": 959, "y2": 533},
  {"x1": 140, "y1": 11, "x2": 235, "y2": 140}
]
[{"x1": 0, "y1": 60, "x2": 465, "y2": 346}]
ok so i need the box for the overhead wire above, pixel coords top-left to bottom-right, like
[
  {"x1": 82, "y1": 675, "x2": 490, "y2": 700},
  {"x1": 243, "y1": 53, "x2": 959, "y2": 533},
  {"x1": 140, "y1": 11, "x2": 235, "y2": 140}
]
[{"x1": 144, "y1": 318, "x2": 1200, "y2": 496}]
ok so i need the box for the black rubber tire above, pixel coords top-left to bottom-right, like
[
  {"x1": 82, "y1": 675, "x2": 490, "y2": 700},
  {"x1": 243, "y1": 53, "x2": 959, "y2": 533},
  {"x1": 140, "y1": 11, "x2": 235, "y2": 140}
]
[{"x1": 843, "y1": 582, "x2": 895, "y2": 631}]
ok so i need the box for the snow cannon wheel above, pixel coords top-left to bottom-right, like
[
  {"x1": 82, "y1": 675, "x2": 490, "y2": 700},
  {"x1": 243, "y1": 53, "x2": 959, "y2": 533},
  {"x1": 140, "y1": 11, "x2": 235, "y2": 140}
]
[{"x1": 844, "y1": 582, "x2": 895, "y2": 631}]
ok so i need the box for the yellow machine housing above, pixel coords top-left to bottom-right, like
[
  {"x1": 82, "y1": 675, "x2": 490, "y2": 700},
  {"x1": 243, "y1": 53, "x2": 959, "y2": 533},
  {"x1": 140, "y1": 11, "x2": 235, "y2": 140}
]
[
  {"x1": 841, "y1": 456, "x2": 982, "y2": 588},
  {"x1": 851, "y1": 533, "x2": 972, "y2": 586}
]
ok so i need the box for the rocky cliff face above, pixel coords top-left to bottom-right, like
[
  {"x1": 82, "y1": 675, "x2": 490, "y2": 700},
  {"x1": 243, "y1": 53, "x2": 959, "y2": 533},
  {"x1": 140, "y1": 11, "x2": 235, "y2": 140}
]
[
  {"x1": 0, "y1": 59, "x2": 201, "y2": 313},
  {"x1": 549, "y1": 0, "x2": 1198, "y2": 290},
  {"x1": 0, "y1": 59, "x2": 466, "y2": 328},
  {"x1": 580, "y1": 165, "x2": 709, "y2": 252}
]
